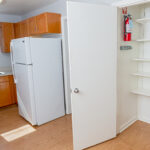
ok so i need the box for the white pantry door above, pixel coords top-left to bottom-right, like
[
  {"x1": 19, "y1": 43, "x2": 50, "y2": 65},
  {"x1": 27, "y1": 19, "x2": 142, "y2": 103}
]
[{"x1": 67, "y1": 2, "x2": 117, "y2": 150}]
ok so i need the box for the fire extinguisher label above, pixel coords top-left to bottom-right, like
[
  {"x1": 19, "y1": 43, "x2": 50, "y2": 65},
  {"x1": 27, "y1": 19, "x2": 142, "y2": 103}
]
[
  {"x1": 126, "y1": 24, "x2": 131, "y2": 33},
  {"x1": 129, "y1": 20, "x2": 133, "y2": 28}
]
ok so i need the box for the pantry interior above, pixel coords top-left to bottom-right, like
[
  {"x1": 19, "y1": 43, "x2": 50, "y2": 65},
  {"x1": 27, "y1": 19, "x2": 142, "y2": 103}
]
[{"x1": 117, "y1": 1, "x2": 150, "y2": 133}]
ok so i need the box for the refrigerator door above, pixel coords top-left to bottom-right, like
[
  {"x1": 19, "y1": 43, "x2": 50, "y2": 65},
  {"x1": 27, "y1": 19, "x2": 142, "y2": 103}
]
[
  {"x1": 11, "y1": 38, "x2": 32, "y2": 65},
  {"x1": 30, "y1": 38, "x2": 65, "y2": 125},
  {"x1": 14, "y1": 64, "x2": 37, "y2": 125}
]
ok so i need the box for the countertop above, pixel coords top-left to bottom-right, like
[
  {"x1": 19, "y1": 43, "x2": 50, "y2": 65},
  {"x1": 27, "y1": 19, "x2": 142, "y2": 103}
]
[
  {"x1": 0, "y1": 67, "x2": 13, "y2": 77},
  {"x1": 0, "y1": 72, "x2": 13, "y2": 77}
]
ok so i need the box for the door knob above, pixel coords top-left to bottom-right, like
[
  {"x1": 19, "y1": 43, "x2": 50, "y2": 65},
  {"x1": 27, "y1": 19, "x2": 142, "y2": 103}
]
[{"x1": 74, "y1": 88, "x2": 79, "y2": 94}]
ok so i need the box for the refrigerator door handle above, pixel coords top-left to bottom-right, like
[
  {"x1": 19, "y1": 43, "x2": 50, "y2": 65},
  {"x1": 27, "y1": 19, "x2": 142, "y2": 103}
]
[{"x1": 15, "y1": 63, "x2": 33, "y2": 66}]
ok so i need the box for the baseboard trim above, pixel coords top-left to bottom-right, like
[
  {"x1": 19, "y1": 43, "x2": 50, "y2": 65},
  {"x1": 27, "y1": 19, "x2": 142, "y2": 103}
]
[
  {"x1": 119, "y1": 116, "x2": 137, "y2": 133},
  {"x1": 138, "y1": 116, "x2": 150, "y2": 124}
]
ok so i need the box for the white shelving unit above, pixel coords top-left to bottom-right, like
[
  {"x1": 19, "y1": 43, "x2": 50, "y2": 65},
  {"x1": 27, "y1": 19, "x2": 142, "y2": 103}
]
[
  {"x1": 136, "y1": 18, "x2": 150, "y2": 24},
  {"x1": 132, "y1": 58, "x2": 150, "y2": 62},
  {"x1": 131, "y1": 17, "x2": 150, "y2": 96},
  {"x1": 132, "y1": 72, "x2": 150, "y2": 78},
  {"x1": 136, "y1": 39, "x2": 150, "y2": 42},
  {"x1": 131, "y1": 89, "x2": 150, "y2": 97}
]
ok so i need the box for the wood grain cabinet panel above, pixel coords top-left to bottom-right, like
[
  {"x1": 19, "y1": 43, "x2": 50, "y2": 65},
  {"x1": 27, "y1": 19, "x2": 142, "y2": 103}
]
[
  {"x1": 14, "y1": 23, "x2": 21, "y2": 39},
  {"x1": 9, "y1": 76, "x2": 17, "y2": 104},
  {"x1": 13, "y1": 84, "x2": 17, "y2": 104},
  {"x1": 46, "y1": 12, "x2": 61, "y2": 33},
  {"x1": 0, "y1": 23, "x2": 14, "y2": 53},
  {"x1": 0, "y1": 23, "x2": 4, "y2": 52},
  {"x1": 0, "y1": 75, "x2": 17, "y2": 108},
  {"x1": 36, "y1": 12, "x2": 61, "y2": 34},
  {"x1": 36, "y1": 13, "x2": 47, "y2": 34},
  {"x1": 0, "y1": 81, "x2": 12, "y2": 107},
  {"x1": 20, "y1": 20, "x2": 29, "y2": 37},
  {"x1": 28, "y1": 17, "x2": 37, "y2": 35},
  {"x1": 0, "y1": 76, "x2": 9, "y2": 83}
]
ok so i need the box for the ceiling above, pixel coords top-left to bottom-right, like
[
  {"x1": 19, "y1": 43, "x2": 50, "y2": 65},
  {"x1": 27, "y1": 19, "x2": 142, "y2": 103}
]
[
  {"x1": 0, "y1": 0, "x2": 121, "y2": 16},
  {"x1": 0, "y1": 0, "x2": 57, "y2": 16}
]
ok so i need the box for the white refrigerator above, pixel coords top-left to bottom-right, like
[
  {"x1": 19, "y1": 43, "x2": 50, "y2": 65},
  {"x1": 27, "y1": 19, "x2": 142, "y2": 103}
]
[{"x1": 10, "y1": 37, "x2": 65, "y2": 126}]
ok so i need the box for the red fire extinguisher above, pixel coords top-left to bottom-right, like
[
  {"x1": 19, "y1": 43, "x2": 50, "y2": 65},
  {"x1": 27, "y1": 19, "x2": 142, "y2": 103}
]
[
  {"x1": 124, "y1": 15, "x2": 132, "y2": 41},
  {"x1": 122, "y1": 8, "x2": 133, "y2": 41}
]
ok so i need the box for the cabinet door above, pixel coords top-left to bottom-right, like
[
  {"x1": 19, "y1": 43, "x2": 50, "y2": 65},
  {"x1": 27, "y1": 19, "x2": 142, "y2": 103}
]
[
  {"x1": 47, "y1": 13, "x2": 61, "y2": 33},
  {"x1": 36, "y1": 13, "x2": 47, "y2": 34},
  {"x1": 9, "y1": 76, "x2": 17, "y2": 104},
  {"x1": 2, "y1": 23, "x2": 14, "y2": 53},
  {"x1": 35, "y1": 12, "x2": 61, "y2": 34},
  {"x1": 0, "y1": 81, "x2": 12, "y2": 107},
  {"x1": 28, "y1": 17, "x2": 37, "y2": 35},
  {"x1": 14, "y1": 23, "x2": 21, "y2": 39},
  {"x1": 0, "y1": 23, "x2": 4, "y2": 52},
  {"x1": 20, "y1": 20, "x2": 29, "y2": 37}
]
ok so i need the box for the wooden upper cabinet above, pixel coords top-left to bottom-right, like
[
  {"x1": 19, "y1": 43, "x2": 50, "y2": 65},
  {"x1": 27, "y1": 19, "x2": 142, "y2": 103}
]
[
  {"x1": 46, "y1": 12, "x2": 61, "y2": 33},
  {"x1": 14, "y1": 20, "x2": 29, "y2": 38},
  {"x1": 36, "y1": 12, "x2": 61, "y2": 34},
  {"x1": 0, "y1": 12, "x2": 61, "y2": 53},
  {"x1": 13, "y1": 12, "x2": 61, "y2": 40},
  {"x1": 28, "y1": 12, "x2": 61, "y2": 35},
  {"x1": 14, "y1": 23, "x2": 21, "y2": 39},
  {"x1": 36, "y1": 13, "x2": 47, "y2": 34},
  {"x1": 20, "y1": 20, "x2": 29, "y2": 37},
  {"x1": 0, "y1": 23, "x2": 14, "y2": 53},
  {"x1": 28, "y1": 17, "x2": 37, "y2": 35}
]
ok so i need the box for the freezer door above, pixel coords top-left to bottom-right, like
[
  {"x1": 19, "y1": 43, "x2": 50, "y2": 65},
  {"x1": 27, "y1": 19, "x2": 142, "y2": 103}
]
[
  {"x1": 11, "y1": 38, "x2": 32, "y2": 64},
  {"x1": 14, "y1": 64, "x2": 37, "y2": 125}
]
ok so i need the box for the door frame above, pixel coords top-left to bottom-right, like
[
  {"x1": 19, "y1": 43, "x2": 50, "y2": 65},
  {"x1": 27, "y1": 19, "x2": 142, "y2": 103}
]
[
  {"x1": 113, "y1": 0, "x2": 148, "y2": 7},
  {"x1": 61, "y1": 16, "x2": 72, "y2": 114}
]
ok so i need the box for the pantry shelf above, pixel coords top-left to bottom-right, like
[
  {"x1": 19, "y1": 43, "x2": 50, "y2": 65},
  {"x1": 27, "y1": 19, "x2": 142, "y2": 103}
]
[
  {"x1": 132, "y1": 58, "x2": 150, "y2": 62},
  {"x1": 131, "y1": 89, "x2": 150, "y2": 97},
  {"x1": 136, "y1": 18, "x2": 150, "y2": 24},
  {"x1": 136, "y1": 39, "x2": 150, "y2": 42},
  {"x1": 132, "y1": 72, "x2": 150, "y2": 78}
]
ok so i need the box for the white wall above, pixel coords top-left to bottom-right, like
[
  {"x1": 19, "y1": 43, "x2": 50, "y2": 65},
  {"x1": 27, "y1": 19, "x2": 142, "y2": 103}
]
[
  {"x1": 68, "y1": 0, "x2": 120, "y2": 5},
  {"x1": 21, "y1": 0, "x2": 120, "y2": 20},
  {"x1": 0, "y1": 14, "x2": 21, "y2": 23},
  {"x1": 0, "y1": 53, "x2": 11, "y2": 68},
  {"x1": 22, "y1": 0, "x2": 67, "y2": 20},
  {"x1": 0, "y1": 14, "x2": 21, "y2": 69}
]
